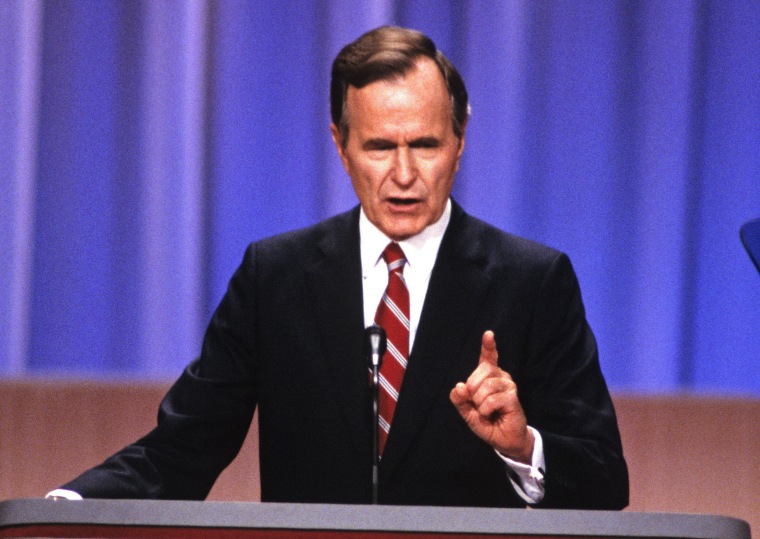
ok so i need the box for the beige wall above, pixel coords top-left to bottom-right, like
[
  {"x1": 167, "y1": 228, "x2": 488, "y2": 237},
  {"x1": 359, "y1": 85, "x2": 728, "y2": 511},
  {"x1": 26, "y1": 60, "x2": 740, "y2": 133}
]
[{"x1": 1, "y1": 381, "x2": 756, "y2": 533}]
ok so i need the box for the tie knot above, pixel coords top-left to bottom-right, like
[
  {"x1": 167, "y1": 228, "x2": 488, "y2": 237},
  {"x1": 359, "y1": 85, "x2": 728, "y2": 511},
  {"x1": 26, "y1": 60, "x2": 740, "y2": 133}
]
[{"x1": 382, "y1": 242, "x2": 406, "y2": 273}]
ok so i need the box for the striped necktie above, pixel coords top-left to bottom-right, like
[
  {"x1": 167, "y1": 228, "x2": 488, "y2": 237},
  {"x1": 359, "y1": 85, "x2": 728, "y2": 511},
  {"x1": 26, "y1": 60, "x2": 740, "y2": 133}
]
[{"x1": 374, "y1": 242, "x2": 410, "y2": 455}]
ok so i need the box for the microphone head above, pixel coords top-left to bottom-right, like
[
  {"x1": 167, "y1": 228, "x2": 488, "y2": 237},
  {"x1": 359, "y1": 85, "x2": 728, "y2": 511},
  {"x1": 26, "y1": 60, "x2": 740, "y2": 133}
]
[{"x1": 364, "y1": 324, "x2": 387, "y2": 367}]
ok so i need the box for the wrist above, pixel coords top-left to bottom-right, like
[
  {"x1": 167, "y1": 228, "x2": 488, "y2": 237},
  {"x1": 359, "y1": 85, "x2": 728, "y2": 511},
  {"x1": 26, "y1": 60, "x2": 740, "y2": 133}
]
[{"x1": 497, "y1": 427, "x2": 535, "y2": 465}]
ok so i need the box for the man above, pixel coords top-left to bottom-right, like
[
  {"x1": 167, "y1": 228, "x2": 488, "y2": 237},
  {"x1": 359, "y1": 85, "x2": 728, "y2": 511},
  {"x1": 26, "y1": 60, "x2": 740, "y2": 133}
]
[{"x1": 51, "y1": 26, "x2": 628, "y2": 509}]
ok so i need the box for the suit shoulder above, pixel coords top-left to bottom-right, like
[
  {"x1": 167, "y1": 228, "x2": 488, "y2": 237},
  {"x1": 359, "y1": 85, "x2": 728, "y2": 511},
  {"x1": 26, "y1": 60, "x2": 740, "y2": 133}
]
[
  {"x1": 244, "y1": 207, "x2": 359, "y2": 264},
  {"x1": 459, "y1": 212, "x2": 565, "y2": 270}
]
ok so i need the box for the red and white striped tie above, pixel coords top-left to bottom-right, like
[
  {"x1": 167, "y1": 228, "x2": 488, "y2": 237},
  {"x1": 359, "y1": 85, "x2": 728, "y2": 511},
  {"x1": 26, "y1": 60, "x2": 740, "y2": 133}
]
[{"x1": 374, "y1": 242, "x2": 410, "y2": 456}]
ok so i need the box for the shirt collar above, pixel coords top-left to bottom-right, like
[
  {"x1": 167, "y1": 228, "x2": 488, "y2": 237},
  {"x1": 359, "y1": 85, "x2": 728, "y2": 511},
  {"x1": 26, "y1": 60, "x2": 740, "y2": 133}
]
[{"x1": 360, "y1": 199, "x2": 452, "y2": 275}]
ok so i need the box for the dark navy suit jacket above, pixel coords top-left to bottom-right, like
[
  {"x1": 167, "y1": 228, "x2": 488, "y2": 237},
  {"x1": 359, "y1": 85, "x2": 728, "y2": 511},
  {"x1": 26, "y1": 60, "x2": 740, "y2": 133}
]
[{"x1": 63, "y1": 201, "x2": 628, "y2": 509}]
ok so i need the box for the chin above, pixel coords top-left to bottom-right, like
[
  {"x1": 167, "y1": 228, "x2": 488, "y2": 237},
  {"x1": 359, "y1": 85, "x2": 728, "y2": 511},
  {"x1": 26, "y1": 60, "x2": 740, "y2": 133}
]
[
  {"x1": 386, "y1": 227, "x2": 423, "y2": 242},
  {"x1": 378, "y1": 216, "x2": 428, "y2": 241}
]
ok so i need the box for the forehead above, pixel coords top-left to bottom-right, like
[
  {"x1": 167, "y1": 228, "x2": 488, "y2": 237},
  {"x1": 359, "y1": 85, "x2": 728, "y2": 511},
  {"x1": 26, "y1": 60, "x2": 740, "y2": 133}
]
[{"x1": 344, "y1": 57, "x2": 452, "y2": 137}]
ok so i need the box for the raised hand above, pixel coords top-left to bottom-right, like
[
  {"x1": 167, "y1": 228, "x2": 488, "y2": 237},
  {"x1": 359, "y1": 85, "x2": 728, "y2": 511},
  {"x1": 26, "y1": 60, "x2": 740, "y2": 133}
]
[{"x1": 450, "y1": 330, "x2": 534, "y2": 463}]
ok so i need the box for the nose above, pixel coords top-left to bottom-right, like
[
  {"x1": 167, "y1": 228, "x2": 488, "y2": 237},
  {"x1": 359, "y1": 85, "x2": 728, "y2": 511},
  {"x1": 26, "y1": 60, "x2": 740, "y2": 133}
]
[{"x1": 392, "y1": 147, "x2": 416, "y2": 186}]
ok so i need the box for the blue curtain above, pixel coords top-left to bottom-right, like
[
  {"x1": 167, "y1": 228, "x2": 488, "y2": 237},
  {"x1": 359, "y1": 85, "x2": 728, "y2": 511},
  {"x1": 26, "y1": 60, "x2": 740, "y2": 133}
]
[{"x1": 1, "y1": 0, "x2": 758, "y2": 394}]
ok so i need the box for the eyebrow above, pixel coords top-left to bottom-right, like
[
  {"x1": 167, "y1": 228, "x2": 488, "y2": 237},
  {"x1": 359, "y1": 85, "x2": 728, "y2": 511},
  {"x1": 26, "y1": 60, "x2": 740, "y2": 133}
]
[
  {"x1": 363, "y1": 138, "x2": 395, "y2": 150},
  {"x1": 362, "y1": 136, "x2": 441, "y2": 150}
]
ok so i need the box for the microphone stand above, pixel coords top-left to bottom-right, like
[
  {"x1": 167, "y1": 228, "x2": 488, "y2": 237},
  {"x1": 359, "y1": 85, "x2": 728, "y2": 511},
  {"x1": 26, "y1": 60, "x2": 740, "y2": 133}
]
[
  {"x1": 371, "y1": 359, "x2": 381, "y2": 504},
  {"x1": 364, "y1": 324, "x2": 386, "y2": 505}
]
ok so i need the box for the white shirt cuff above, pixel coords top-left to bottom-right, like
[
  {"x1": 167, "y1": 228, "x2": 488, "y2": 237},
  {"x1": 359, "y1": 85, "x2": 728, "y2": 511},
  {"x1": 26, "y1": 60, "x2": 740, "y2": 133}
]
[
  {"x1": 495, "y1": 426, "x2": 546, "y2": 504},
  {"x1": 45, "y1": 489, "x2": 83, "y2": 500}
]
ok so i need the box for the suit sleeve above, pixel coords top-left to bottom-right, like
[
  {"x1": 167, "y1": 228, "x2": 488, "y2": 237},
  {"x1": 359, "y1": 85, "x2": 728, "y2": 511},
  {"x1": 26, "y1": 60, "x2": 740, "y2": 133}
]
[
  {"x1": 519, "y1": 253, "x2": 629, "y2": 509},
  {"x1": 60, "y1": 245, "x2": 260, "y2": 500}
]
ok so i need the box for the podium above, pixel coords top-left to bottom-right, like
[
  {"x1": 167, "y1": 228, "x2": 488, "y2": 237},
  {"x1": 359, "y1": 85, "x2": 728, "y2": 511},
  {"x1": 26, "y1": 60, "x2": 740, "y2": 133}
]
[{"x1": 0, "y1": 500, "x2": 751, "y2": 539}]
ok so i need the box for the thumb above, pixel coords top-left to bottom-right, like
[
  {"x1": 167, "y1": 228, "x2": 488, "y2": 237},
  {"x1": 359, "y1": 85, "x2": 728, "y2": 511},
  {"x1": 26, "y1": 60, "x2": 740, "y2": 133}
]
[
  {"x1": 449, "y1": 382, "x2": 476, "y2": 419},
  {"x1": 450, "y1": 382, "x2": 469, "y2": 407},
  {"x1": 479, "y1": 330, "x2": 498, "y2": 367}
]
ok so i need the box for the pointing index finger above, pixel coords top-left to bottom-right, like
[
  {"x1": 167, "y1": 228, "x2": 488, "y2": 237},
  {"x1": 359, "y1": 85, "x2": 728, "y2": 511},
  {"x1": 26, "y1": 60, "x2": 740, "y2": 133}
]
[{"x1": 479, "y1": 330, "x2": 498, "y2": 366}]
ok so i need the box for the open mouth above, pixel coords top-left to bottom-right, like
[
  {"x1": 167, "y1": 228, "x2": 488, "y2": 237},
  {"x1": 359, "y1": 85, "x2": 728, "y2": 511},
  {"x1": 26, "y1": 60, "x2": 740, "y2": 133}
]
[{"x1": 388, "y1": 197, "x2": 420, "y2": 206}]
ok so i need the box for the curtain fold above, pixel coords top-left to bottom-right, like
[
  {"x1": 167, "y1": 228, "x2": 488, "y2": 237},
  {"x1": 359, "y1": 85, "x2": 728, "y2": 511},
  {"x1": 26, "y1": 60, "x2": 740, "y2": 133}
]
[
  {"x1": 1, "y1": 0, "x2": 758, "y2": 393},
  {"x1": 0, "y1": 0, "x2": 42, "y2": 375}
]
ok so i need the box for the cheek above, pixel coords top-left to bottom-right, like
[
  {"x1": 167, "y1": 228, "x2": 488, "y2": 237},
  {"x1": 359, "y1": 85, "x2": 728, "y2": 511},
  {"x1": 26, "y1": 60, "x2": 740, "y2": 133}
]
[
  {"x1": 355, "y1": 164, "x2": 385, "y2": 193},
  {"x1": 429, "y1": 164, "x2": 456, "y2": 197},
  {"x1": 349, "y1": 165, "x2": 383, "y2": 205}
]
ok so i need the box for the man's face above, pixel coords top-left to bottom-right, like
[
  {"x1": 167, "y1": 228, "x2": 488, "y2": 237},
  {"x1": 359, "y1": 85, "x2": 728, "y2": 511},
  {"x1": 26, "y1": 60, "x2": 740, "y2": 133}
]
[{"x1": 331, "y1": 57, "x2": 465, "y2": 241}]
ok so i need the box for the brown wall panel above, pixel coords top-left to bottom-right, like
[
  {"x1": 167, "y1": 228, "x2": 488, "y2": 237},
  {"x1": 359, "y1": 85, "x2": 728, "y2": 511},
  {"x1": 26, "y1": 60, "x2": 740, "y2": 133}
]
[
  {"x1": 0, "y1": 382, "x2": 756, "y2": 532},
  {"x1": 614, "y1": 395, "x2": 759, "y2": 532}
]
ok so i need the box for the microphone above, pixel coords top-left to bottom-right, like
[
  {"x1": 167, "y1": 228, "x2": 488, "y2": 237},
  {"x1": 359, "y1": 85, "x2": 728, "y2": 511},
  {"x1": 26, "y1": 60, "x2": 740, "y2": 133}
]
[
  {"x1": 364, "y1": 324, "x2": 387, "y2": 368},
  {"x1": 364, "y1": 324, "x2": 386, "y2": 504}
]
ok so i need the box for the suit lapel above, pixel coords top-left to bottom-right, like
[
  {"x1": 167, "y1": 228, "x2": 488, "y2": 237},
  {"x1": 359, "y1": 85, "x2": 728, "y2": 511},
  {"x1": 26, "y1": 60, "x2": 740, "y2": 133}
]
[
  {"x1": 380, "y1": 203, "x2": 492, "y2": 477},
  {"x1": 304, "y1": 208, "x2": 371, "y2": 461}
]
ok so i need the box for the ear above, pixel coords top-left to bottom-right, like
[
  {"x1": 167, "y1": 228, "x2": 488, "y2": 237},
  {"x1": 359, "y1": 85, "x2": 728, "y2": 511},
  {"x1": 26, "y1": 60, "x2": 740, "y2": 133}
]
[
  {"x1": 330, "y1": 123, "x2": 349, "y2": 170},
  {"x1": 454, "y1": 124, "x2": 467, "y2": 172}
]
